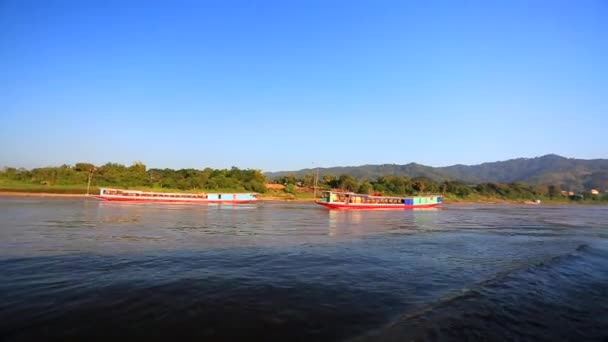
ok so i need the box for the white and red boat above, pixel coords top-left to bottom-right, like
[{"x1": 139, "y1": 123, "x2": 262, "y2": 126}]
[
  {"x1": 94, "y1": 188, "x2": 258, "y2": 204},
  {"x1": 315, "y1": 191, "x2": 442, "y2": 209}
]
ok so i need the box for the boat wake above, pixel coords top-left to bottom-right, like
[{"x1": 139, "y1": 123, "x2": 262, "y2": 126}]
[{"x1": 355, "y1": 243, "x2": 608, "y2": 341}]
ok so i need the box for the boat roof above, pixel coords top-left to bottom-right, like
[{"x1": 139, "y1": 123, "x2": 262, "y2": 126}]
[
  {"x1": 322, "y1": 190, "x2": 441, "y2": 199},
  {"x1": 100, "y1": 188, "x2": 257, "y2": 195}
]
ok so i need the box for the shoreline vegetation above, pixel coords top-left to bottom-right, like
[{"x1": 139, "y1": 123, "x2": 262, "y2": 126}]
[
  {"x1": 0, "y1": 190, "x2": 601, "y2": 205},
  {"x1": 0, "y1": 187, "x2": 602, "y2": 206},
  {"x1": 1, "y1": 162, "x2": 606, "y2": 204}
]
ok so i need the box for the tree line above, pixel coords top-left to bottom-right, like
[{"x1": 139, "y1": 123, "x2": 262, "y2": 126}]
[
  {"x1": 274, "y1": 173, "x2": 607, "y2": 201},
  {"x1": 0, "y1": 162, "x2": 267, "y2": 193},
  {"x1": 1, "y1": 163, "x2": 606, "y2": 201}
]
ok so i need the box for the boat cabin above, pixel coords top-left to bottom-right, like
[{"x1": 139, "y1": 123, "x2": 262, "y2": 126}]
[
  {"x1": 319, "y1": 191, "x2": 407, "y2": 204},
  {"x1": 98, "y1": 188, "x2": 258, "y2": 200},
  {"x1": 319, "y1": 190, "x2": 442, "y2": 205}
]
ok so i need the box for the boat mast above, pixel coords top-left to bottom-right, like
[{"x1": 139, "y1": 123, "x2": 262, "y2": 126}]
[
  {"x1": 313, "y1": 163, "x2": 319, "y2": 199},
  {"x1": 86, "y1": 167, "x2": 95, "y2": 196}
]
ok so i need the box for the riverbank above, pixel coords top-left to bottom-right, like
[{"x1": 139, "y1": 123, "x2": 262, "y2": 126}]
[
  {"x1": 0, "y1": 191, "x2": 317, "y2": 202},
  {"x1": 0, "y1": 190, "x2": 600, "y2": 205},
  {"x1": 0, "y1": 191, "x2": 89, "y2": 198}
]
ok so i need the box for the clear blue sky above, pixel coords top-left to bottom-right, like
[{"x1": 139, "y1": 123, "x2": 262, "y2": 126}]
[{"x1": 1, "y1": 0, "x2": 606, "y2": 172}]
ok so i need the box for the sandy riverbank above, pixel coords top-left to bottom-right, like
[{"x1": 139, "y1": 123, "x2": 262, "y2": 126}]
[
  {"x1": 0, "y1": 191, "x2": 315, "y2": 202},
  {"x1": 0, "y1": 192, "x2": 90, "y2": 198}
]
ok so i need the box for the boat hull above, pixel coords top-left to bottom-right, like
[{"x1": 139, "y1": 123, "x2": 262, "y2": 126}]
[
  {"x1": 94, "y1": 196, "x2": 257, "y2": 204},
  {"x1": 315, "y1": 201, "x2": 440, "y2": 210}
]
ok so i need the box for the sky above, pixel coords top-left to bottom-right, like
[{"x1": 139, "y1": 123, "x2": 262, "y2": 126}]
[{"x1": 1, "y1": 0, "x2": 606, "y2": 172}]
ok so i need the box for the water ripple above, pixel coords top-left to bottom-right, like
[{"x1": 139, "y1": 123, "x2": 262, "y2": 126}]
[{"x1": 0, "y1": 198, "x2": 607, "y2": 341}]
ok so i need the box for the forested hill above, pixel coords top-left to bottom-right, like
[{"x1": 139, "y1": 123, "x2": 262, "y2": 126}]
[{"x1": 266, "y1": 155, "x2": 608, "y2": 191}]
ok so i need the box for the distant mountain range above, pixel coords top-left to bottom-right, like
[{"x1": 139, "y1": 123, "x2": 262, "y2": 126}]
[{"x1": 266, "y1": 154, "x2": 608, "y2": 191}]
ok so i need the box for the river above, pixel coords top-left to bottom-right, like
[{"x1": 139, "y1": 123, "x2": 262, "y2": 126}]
[{"x1": 1, "y1": 197, "x2": 607, "y2": 341}]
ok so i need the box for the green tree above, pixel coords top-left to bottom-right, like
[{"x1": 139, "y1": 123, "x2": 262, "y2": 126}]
[
  {"x1": 358, "y1": 181, "x2": 373, "y2": 194},
  {"x1": 547, "y1": 185, "x2": 559, "y2": 199},
  {"x1": 412, "y1": 177, "x2": 437, "y2": 194},
  {"x1": 279, "y1": 173, "x2": 297, "y2": 185},
  {"x1": 443, "y1": 180, "x2": 472, "y2": 197},
  {"x1": 284, "y1": 183, "x2": 296, "y2": 195},
  {"x1": 302, "y1": 174, "x2": 315, "y2": 187},
  {"x1": 74, "y1": 163, "x2": 96, "y2": 172},
  {"x1": 338, "y1": 174, "x2": 358, "y2": 192}
]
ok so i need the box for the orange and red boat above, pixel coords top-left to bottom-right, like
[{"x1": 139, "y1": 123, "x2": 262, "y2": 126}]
[{"x1": 315, "y1": 191, "x2": 442, "y2": 210}]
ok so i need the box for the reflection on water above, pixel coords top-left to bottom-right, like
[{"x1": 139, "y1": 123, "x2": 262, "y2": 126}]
[
  {"x1": 328, "y1": 210, "x2": 364, "y2": 236},
  {"x1": 0, "y1": 197, "x2": 607, "y2": 341},
  {"x1": 327, "y1": 208, "x2": 444, "y2": 237}
]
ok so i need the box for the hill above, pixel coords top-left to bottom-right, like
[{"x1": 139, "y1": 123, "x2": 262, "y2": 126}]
[{"x1": 266, "y1": 154, "x2": 608, "y2": 191}]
